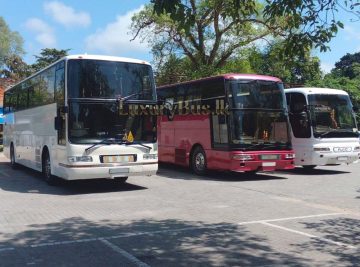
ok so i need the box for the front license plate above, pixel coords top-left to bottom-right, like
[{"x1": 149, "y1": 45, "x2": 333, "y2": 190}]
[
  {"x1": 337, "y1": 156, "x2": 348, "y2": 161},
  {"x1": 102, "y1": 155, "x2": 135, "y2": 163},
  {"x1": 260, "y1": 154, "x2": 279, "y2": 160},
  {"x1": 262, "y1": 162, "x2": 276, "y2": 167},
  {"x1": 109, "y1": 168, "x2": 129, "y2": 174}
]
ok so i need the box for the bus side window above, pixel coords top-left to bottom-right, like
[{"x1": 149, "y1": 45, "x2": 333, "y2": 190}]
[{"x1": 287, "y1": 93, "x2": 311, "y2": 138}]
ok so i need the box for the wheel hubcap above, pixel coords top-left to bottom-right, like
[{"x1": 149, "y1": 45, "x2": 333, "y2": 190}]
[{"x1": 195, "y1": 153, "x2": 205, "y2": 170}]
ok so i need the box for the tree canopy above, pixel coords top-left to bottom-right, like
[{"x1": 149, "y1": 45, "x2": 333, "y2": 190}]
[
  {"x1": 0, "y1": 16, "x2": 24, "y2": 70},
  {"x1": 31, "y1": 48, "x2": 70, "y2": 72},
  {"x1": 150, "y1": 0, "x2": 360, "y2": 55}
]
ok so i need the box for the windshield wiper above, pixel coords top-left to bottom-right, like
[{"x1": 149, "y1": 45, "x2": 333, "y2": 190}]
[
  {"x1": 85, "y1": 138, "x2": 120, "y2": 153},
  {"x1": 119, "y1": 92, "x2": 144, "y2": 102},
  {"x1": 122, "y1": 141, "x2": 152, "y2": 150},
  {"x1": 239, "y1": 143, "x2": 265, "y2": 150},
  {"x1": 317, "y1": 129, "x2": 354, "y2": 138}
]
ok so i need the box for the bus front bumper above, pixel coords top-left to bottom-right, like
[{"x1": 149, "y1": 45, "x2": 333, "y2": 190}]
[
  {"x1": 297, "y1": 152, "x2": 359, "y2": 166},
  {"x1": 57, "y1": 162, "x2": 158, "y2": 180},
  {"x1": 229, "y1": 159, "x2": 295, "y2": 172}
]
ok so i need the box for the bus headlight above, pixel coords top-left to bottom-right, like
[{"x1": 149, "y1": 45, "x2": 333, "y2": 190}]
[
  {"x1": 143, "y1": 154, "x2": 158, "y2": 160},
  {"x1": 68, "y1": 156, "x2": 93, "y2": 163},
  {"x1": 313, "y1": 147, "x2": 331, "y2": 152},
  {"x1": 232, "y1": 154, "x2": 254, "y2": 161},
  {"x1": 285, "y1": 153, "x2": 296, "y2": 159}
]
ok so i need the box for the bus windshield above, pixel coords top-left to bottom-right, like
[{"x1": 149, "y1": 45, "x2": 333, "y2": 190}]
[
  {"x1": 227, "y1": 80, "x2": 285, "y2": 109},
  {"x1": 227, "y1": 80, "x2": 290, "y2": 149},
  {"x1": 69, "y1": 101, "x2": 156, "y2": 144},
  {"x1": 308, "y1": 94, "x2": 358, "y2": 138},
  {"x1": 67, "y1": 59, "x2": 156, "y2": 100}
]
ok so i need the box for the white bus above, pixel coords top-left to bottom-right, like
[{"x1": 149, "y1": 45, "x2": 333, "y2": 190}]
[
  {"x1": 3, "y1": 55, "x2": 158, "y2": 185},
  {"x1": 285, "y1": 87, "x2": 359, "y2": 169}
]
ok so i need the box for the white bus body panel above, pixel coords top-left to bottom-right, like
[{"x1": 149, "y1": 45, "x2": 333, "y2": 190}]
[
  {"x1": 54, "y1": 143, "x2": 158, "y2": 180},
  {"x1": 286, "y1": 87, "x2": 360, "y2": 167},
  {"x1": 4, "y1": 103, "x2": 158, "y2": 180},
  {"x1": 291, "y1": 137, "x2": 359, "y2": 166},
  {"x1": 3, "y1": 104, "x2": 57, "y2": 171}
]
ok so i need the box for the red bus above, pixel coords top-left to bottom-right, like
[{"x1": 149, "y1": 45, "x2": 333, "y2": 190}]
[{"x1": 157, "y1": 74, "x2": 295, "y2": 175}]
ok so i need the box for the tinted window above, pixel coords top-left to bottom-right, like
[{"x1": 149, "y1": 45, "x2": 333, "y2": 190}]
[
  {"x1": 67, "y1": 59, "x2": 156, "y2": 100},
  {"x1": 286, "y1": 92, "x2": 311, "y2": 138}
]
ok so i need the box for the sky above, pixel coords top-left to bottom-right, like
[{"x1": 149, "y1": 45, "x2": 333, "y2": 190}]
[{"x1": 1, "y1": 0, "x2": 360, "y2": 73}]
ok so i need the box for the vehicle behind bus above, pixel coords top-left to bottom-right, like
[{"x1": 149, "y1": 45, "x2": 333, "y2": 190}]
[
  {"x1": 157, "y1": 74, "x2": 295, "y2": 175},
  {"x1": 285, "y1": 87, "x2": 360, "y2": 169},
  {"x1": 3, "y1": 55, "x2": 158, "y2": 184}
]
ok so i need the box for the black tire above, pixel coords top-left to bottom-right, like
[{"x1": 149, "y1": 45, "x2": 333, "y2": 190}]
[
  {"x1": 10, "y1": 144, "x2": 18, "y2": 169},
  {"x1": 303, "y1": 165, "x2": 316, "y2": 170},
  {"x1": 42, "y1": 150, "x2": 58, "y2": 186},
  {"x1": 114, "y1": 177, "x2": 128, "y2": 184},
  {"x1": 191, "y1": 146, "x2": 207, "y2": 175}
]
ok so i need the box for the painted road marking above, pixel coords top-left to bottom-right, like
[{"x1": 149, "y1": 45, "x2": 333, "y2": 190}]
[
  {"x1": 100, "y1": 239, "x2": 151, "y2": 267},
  {"x1": 0, "y1": 212, "x2": 355, "y2": 253},
  {"x1": 261, "y1": 222, "x2": 356, "y2": 249},
  {"x1": 237, "y1": 212, "x2": 343, "y2": 225}
]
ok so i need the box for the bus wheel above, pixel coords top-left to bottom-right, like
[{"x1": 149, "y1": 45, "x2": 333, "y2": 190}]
[
  {"x1": 191, "y1": 146, "x2": 207, "y2": 175},
  {"x1": 303, "y1": 165, "x2": 316, "y2": 170},
  {"x1": 113, "y1": 177, "x2": 128, "y2": 184},
  {"x1": 42, "y1": 150, "x2": 57, "y2": 186},
  {"x1": 10, "y1": 144, "x2": 18, "y2": 169}
]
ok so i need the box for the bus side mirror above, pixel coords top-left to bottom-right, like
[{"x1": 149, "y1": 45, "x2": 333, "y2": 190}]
[
  {"x1": 54, "y1": 116, "x2": 62, "y2": 131},
  {"x1": 353, "y1": 106, "x2": 359, "y2": 112}
]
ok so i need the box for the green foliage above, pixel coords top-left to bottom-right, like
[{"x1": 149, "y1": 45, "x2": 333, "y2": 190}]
[
  {"x1": 332, "y1": 52, "x2": 360, "y2": 79},
  {"x1": 31, "y1": 48, "x2": 70, "y2": 72},
  {"x1": 151, "y1": 0, "x2": 360, "y2": 58},
  {"x1": 0, "y1": 16, "x2": 25, "y2": 70},
  {"x1": 253, "y1": 40, "x2": 322, "y2": 84},
  {"x1": 1, "y1": 54, "x2": 32, "y2": 80}
]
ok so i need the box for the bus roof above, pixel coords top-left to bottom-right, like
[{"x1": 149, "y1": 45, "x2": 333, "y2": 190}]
[
  {"x1": 5, "y1": 54, "x2": 151, "y2": 92},
  {"x1": 64, "y1": 54, "x2": 151, "y2": 65},
  {"x1": 157, "y1": 73, "x2": 282, "y2": 89},
  {"x1": 285, "y1": 87, "x2": 349, "y2": 96}
]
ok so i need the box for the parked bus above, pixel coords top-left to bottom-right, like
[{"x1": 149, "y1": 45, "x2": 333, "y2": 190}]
[
  {"x1": 3, "y1": 55, "x2": 158, "y2": 184},
  {"x1": 285, "y1": 87, "x2": 360, "y2": 169},
  {"x1": 157, "y1": 74, "x2": 295, "y2": 175}
]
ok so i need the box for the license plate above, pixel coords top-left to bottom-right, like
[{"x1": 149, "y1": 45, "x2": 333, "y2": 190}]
[
  {"x1": 260, "y1": 154, "x2": 279, "y2": 160},
  {"x1": 109, "y1": 168, "x2": 129, "y2": 174},
  {"x1": 102, "y1": 155, "x2": 135, "y2": 163},
  {"x1": 337, "y1": 156, "x2": 348, "y2": 161},
  {"x1": 262, "y1": 162, "x2": 276, "y2": 167}
]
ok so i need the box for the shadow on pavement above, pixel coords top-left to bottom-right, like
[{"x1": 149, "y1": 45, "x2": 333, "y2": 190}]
[
  {"x1": 293, "y1": 216, "x2": 360, "y2": 266},
  {"x1": 157, "y1": 163, "x2": 287, "y2": 182},
  {"x1": 0, "y1": 162, "x2": 147, "y2": 195},
  {"x1": 280, "y1": 167, "x2": 350, "y2": 176},
  {"x1": 0, "y1": 217, "x2": 312, "y2": 267}
]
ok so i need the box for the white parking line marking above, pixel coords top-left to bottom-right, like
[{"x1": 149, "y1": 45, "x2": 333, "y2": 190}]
[
  {"x1": 261, "y1": 222, "x2": 356, "y2": 249},
  {"x1": 0, "y1": 213, "x2": 353, "y2": 254},
  {"x1": 237, "y1": 213, "x2": 343, "y2": 225},
  {"x1": 100, "y1": 239, "x2": 151, "y2": 267}
]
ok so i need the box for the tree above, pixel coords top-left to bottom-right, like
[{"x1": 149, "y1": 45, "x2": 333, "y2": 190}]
[
  {"x1": 255, "y1": 40, "x2": 322, "y2": 85},
  {"x1": 0, "y1": 54, "x2": 31, "y2": 80},
  {"x1": 0, "y1": 16, "x2": 25, "y2": 70},
  {"x1": 31, "y1": 48, "x2": 70, "y2": 72},
  {"x1": 132, "y1": 1, "x2": 281, "y2": 74},
  {"x1": 332, "y1": 52, "x2": 360, "y2": 79},
  {"x1": 150, "y1": 0, "x2": 360, "y2": 55}
]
